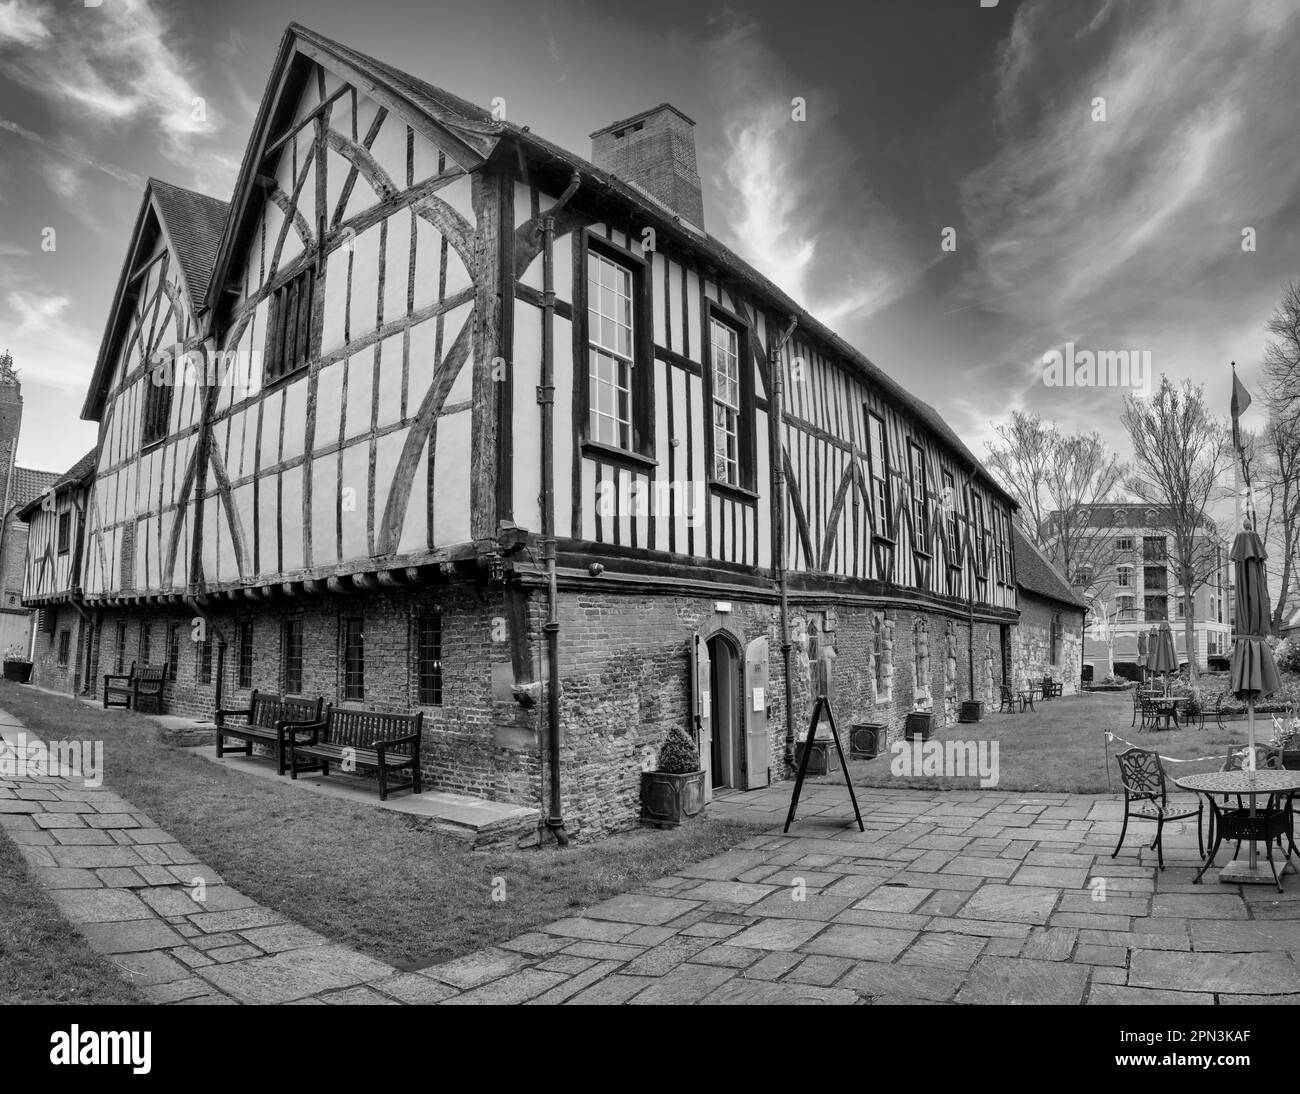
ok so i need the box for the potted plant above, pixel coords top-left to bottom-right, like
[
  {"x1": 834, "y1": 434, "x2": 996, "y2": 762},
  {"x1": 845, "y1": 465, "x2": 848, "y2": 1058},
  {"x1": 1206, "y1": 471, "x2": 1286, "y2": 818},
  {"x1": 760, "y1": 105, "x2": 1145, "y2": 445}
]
[
  {"x1": 959, "y1": 700, "x2": 984, "y2": 724},
  {"x1": 796, "y1": 709, "x2": 835, "y2": 774},
  {"x1": 3, "y1": 643, "x2": 32, "y2": 684},
  {"x1": 640, "y1": 726, "x2": 705, "y2": 828},
  {"x1": 905, "y1": 710, "x2": 934, "y2": 741}
]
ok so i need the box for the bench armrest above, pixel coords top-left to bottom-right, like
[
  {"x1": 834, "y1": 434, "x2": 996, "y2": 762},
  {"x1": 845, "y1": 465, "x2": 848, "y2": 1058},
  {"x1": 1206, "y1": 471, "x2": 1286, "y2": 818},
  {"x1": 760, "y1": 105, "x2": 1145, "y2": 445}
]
[
  {"x1": 103, "y1": 673, "x2": 132, "y2": 686},
  {"x1": 215, "y1": 707, "x2": 253, "y2": 728},
  {"x1": 373, "y1": 733, "x2": 421, "y2": 756},
  {"x1": 292, "y1": 720, "x2": 328, "y2": 746}
]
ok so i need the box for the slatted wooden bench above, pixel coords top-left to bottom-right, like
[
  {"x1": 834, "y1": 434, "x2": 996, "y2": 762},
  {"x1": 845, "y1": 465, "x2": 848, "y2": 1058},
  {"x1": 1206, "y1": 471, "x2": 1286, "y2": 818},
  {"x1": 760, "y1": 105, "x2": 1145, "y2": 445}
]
[
  {"x1": 103, "y1": 662, "x2": 166, "y2": 713},
  {"x1": 289, "y1": 707, "x2": 423, "y2": 800},
  {"x1": 215, "y1": 691, "x2": 326, "y2": 775}
]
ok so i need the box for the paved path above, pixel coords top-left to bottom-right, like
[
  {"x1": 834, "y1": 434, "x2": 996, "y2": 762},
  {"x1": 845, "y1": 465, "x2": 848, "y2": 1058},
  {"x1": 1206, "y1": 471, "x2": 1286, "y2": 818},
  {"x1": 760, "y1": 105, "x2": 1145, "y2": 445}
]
[{"x1": 5, "y1": 704, "x2": 1300, "y2": 1003}]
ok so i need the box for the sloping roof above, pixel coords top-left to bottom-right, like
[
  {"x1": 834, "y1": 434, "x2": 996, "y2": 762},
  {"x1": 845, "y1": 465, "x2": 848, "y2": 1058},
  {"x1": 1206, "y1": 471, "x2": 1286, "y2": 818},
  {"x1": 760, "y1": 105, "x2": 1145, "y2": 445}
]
[
  {"x1": 148, "y1": 179, "x2": 230, "y2": 304},
  {"x1": 16, "y1": 449, "x2": 96, "y2": 520},
  {"x1": 202, "y1": 23, "x2": 1016, "y2": 509},
  {"x1": 7, "y1": 467, "x2": 60, "y2": 521},
  {"x1": 81, "y1": 180, "x2": 229, "y2": 421},
  {"x1": 1013, "y1": 523, "x2": 1088, "y2": 610}
]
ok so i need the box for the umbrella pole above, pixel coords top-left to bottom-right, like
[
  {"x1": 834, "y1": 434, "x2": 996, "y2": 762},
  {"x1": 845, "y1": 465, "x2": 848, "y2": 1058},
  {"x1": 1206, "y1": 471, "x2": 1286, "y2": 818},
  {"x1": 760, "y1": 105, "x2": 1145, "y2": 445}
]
[{"x1": 1248, "y1": 697, "x2": 1258, "y2": 872}]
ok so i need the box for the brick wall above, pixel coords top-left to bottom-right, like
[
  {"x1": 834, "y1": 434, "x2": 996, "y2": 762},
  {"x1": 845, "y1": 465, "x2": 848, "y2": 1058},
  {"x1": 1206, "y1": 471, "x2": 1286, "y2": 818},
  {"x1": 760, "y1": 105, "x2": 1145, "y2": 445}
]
[{"x1": 29, "y1": 606, "x2": 85, "y2": 695}]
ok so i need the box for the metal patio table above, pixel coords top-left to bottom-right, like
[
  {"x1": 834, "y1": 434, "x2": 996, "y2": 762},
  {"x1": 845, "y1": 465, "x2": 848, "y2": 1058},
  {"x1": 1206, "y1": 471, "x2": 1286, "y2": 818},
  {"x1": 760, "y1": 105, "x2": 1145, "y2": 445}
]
[{"x1": 1174, "y1": 769, "x2": 1300, "y2": 890}]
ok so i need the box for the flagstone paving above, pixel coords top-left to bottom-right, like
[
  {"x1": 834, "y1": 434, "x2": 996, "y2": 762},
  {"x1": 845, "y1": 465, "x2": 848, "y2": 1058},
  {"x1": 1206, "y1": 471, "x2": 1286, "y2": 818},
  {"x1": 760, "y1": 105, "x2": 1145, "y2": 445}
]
[{"x1": 6, "y1": 705, "x2": 1300, "y2": 1004}]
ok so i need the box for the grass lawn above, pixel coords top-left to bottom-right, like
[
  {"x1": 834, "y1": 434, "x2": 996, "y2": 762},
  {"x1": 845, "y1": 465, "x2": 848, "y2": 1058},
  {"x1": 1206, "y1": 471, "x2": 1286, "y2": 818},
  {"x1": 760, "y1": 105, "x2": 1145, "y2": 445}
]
[
  {"x1": 814, "y1": 689, "x2": 1267, "y2": 795},
  {"x1": 0, "y1": 832, "x2": 146, "y2": 1004},
  {"x1": 0, "y1": 682, "x2": 762, "y2": 972}
]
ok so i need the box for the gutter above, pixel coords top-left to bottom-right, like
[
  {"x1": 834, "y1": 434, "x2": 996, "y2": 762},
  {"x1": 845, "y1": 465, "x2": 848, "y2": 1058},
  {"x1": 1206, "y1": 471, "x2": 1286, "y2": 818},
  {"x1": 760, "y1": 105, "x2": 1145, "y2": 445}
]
[{"x1": 537, "y1": 169, "x2": 580, "y2": 847}]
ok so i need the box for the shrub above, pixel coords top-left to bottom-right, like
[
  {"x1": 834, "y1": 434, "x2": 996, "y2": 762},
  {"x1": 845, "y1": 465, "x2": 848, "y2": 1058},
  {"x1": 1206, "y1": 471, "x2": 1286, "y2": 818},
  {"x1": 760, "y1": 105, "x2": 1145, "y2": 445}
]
[
  {"x1": 1276, "y1": 639, "x2": 1300, "y2": 675},
  {"x1": 3, "y1": 644, "x2": 27, "y2": 662},
  {"x1": 657, "y1": 726, "x2": 700, "y2": 774}
]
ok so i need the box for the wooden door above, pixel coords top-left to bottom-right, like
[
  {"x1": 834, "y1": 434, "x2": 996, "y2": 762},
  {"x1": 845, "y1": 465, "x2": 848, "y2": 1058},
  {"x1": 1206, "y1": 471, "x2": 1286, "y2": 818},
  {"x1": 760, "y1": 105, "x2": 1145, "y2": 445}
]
[
  {"x1": 743, "y1": 636, "x2": 771, "y2": 790},
  {"x1": 690, "y1": 634, "x2": 713, "y2": 804}
]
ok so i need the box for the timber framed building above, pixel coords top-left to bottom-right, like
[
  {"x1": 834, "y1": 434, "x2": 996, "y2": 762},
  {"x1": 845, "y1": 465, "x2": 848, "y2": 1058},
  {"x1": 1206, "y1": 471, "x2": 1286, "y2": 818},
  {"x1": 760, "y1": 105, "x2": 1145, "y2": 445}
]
[{"x1": 56, "y1": 24, "x2": 1033, "y2": 837}]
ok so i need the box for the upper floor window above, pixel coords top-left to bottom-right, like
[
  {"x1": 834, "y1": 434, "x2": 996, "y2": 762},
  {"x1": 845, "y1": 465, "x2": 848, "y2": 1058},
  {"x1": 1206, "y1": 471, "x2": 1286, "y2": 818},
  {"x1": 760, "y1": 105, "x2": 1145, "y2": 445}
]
[
  {"x1": 971, "y1": 494, "x2": 988, "y2": 576},
  {"x1": 264, "y1": 267, "x2": 315, "y2": 384},
  {"x1": 141, "y1": 365, "x2": 173, "y2": 446},
  {"x1": 56, "y1": 511, "x2": 71, "y2": 555},
  {"x1": 709, "y1": 317, "x2": 742, "y2": 486},
  {"x1": 1116, "y1": 537, "x2": 1133, "y2": 551},
  {"x1": 907, "y1": 441, "x2": 928, "y2": 554},
  {"x1": 941, "y1": 471, "x2": 960, "y2": 561},
  {"x1": 1142, "y1": 535, "x2": 1167, "y2": 562},
  {"x1": 866, "y1": 411, "x2": 890, "y2": 536},
  {"x1": 587, "y1": 249, "x2": 635, "y2": 450},
  {"x1": 1117, "y1": 565, "x2": 1133, "y2": 587}
]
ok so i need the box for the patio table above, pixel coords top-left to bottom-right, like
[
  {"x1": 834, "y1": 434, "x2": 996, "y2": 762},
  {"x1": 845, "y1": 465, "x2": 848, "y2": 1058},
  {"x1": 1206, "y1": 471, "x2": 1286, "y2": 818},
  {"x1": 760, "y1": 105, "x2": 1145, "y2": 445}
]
[
  {"x1": 1150, "y1": 696, "x2": 1189, "y2": 730},
  {"x1": 1174, "y1": 770, "x2": 1300, "y2": 889}
]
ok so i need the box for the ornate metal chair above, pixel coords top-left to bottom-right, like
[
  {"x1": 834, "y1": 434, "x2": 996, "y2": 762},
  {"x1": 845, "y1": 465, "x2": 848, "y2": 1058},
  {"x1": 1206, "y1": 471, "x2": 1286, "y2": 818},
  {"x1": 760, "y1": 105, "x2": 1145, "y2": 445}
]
[
  {"x1": 998, "y1": 684, "x2": 1016, "y2": 714},
  {"x1": 1111, "y1": 747, "x2": 1204, "y2": 869}
]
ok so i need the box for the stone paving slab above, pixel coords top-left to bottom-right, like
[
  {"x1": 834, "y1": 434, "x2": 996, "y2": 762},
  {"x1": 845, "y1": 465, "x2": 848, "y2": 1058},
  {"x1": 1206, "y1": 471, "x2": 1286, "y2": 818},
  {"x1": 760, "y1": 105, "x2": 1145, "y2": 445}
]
[{"x1": 11, "y1": 705, "x2": 1300, "y2": 1006}]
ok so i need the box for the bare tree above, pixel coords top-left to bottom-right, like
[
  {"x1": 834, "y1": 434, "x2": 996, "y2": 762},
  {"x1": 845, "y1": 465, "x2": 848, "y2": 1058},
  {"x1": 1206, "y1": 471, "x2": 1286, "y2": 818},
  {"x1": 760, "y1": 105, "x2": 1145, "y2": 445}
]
[
  {"x1": 1248, "y1": 409, "x2": 1300, "y2": 631},
  {"x1": 1121, "y1": 375, "x2": 1231, "y2": 684},
  {"x1": 986, "y1": 411, "x2": 1126, "y2": 606},
  {"x1": 1263, "y1": 281, "x2": 1300, "y2": 427}
]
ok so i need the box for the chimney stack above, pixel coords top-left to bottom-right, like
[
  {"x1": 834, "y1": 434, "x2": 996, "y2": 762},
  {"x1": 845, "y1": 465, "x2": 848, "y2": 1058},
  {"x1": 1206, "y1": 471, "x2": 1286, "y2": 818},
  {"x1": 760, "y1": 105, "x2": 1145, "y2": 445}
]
[{"x1": 590, "y1": 104, "x2": 704, "y2": 232}]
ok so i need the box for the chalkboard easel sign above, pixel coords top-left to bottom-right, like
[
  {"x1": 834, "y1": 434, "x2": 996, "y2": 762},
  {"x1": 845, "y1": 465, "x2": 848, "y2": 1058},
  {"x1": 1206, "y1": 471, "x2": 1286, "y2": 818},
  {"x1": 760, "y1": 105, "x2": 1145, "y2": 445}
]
[{"x1": 784, "y1": 695, "x2": 865, "y2": 833}]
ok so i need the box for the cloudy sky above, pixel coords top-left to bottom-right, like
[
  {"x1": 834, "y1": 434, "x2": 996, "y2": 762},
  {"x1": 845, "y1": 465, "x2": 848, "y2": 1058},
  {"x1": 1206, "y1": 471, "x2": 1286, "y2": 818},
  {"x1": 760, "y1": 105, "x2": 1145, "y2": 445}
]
[{"x1": 0, "y1": 0, "x2": 1297, "y2": 475}]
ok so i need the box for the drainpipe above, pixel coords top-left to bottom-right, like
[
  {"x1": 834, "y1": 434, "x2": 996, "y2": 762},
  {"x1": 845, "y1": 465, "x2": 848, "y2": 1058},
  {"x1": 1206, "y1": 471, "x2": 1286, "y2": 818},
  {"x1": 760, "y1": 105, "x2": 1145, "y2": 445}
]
[
  {"x1": 769, "y1": 317, "x2": 799, "y2": 772},
  {"x1": 538, "y1": 169, "x2": 580, "y2": 847}
]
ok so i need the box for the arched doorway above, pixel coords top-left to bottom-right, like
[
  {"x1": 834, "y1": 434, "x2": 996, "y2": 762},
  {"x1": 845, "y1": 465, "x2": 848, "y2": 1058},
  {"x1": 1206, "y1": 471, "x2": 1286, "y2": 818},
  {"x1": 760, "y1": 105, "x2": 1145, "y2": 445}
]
[{"x1": 706, "y1": 634, "x2": 742, "y2": 791}]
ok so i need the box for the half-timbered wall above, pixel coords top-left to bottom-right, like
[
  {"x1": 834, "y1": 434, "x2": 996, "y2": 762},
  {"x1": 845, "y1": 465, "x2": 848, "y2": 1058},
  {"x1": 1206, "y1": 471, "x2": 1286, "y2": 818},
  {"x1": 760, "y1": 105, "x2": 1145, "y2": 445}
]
[
  {"x1": 22, "y1": 485, "x2": 85, "y2": 602},
  {"x1": 83, "y1": 232, "x2": 204, "y2": 598},
  {"x1": 201, "y1": 64, "x2": 490, "y2": 590},
  {"x1": 509, "y1": 178, "x2": 1016, "y2": 613}
]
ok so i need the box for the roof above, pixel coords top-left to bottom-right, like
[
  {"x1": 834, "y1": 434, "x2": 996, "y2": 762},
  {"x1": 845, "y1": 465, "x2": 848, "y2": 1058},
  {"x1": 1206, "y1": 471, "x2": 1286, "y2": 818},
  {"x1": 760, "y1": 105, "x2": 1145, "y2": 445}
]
[
  {"x1": 81, "y1": 180, "x2": 229, "y2": 421},
  {"x1": 1064, "y1": 503, "x2": 1214, "y2": 532},
  {"x1": 6, "y1": 467, "x2": 60, "y2": 522},
  {"x1": 148, "y1": 179, "x2": 230, "y2": 305},
  {"x1": 201, "y1": 24, "x2": 1016, "y2": 510},
  {"x1": 1013, "y1": 523, "x2": 1089, "y2": 611},
  {"x1": 16, "y1": 449, "x2": 96, "y2": 520},
  {"x1": 590, "y1": 103, "x2": 696, "y2": 137}
]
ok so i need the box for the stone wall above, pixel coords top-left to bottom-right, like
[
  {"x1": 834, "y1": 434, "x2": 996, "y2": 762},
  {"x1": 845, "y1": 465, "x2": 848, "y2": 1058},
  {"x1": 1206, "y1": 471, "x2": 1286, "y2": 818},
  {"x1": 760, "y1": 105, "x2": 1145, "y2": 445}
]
[{"x1": 1011, "y1": 593, "x2": 1085, "y2": 695}]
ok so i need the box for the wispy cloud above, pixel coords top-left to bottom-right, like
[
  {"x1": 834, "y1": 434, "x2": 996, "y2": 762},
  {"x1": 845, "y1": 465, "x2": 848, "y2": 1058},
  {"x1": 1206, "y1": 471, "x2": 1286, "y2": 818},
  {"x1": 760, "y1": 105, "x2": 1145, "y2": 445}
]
[
  {"x1": 0, "y1": 0, "x2": 219, "y2": 163},
  {"x1": 702, "y1": 14, "x2": 925, "y2": 326},
  {"x1": 2, "y1": 289, "x2": 98, "y2": 393},
  {"x1": 0, "y1": 115, "x2": 142, "y2": 187}
]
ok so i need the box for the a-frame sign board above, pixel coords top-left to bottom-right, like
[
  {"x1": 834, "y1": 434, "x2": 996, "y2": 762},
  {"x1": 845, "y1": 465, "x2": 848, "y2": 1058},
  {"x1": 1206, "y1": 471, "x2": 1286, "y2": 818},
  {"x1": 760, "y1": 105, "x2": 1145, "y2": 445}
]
[{"x1": 784, "y1": 696, "x2": 865, "y2": 833}]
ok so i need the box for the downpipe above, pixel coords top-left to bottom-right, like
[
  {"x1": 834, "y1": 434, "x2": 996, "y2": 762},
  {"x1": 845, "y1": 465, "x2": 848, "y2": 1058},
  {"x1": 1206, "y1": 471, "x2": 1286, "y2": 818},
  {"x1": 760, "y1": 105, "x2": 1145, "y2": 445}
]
[
  {"x1": 769, "y1": 317, "x2": 799, "y2": 771},
  {"x1": 538, "y1": 170, "x2": 580, "y2": 847}
]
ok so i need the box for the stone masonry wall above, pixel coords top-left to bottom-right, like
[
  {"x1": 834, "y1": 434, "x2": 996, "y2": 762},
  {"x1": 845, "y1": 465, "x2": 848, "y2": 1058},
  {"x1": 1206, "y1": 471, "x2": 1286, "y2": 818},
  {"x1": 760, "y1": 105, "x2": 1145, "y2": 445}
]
[{"x1": 1011, "y1": 593, "x2": 1085, "y2": 696}]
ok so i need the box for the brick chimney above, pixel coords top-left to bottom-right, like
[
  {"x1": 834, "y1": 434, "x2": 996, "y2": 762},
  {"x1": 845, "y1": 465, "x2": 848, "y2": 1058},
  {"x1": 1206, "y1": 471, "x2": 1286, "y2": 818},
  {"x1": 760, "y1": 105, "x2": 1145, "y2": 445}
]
[{"x1": 590, "y1": 104, "x2": 704, "y2": 231}]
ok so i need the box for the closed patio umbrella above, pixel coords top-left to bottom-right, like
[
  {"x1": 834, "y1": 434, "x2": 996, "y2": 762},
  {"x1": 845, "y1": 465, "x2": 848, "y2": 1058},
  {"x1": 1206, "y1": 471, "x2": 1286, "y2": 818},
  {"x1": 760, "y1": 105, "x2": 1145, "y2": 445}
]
[
  {"x1": 1137, "y1": 630, "x2": 1149, "y2": 680},
  {"x1": 1228, "y1": 527, "x2": 1282, "y2": 878},
  {"x1": 1148, "y1": 621, "x2": 1178, "y2": 692}
]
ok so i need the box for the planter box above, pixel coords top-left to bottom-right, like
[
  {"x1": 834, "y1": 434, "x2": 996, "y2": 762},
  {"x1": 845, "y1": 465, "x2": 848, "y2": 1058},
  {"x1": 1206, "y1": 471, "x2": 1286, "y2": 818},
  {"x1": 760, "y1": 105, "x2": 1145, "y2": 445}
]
[
  {"x1": 3, "y1": 660, "x2": 32, "y2": 683},
  {"x1": 640, "y1": 770, "x2": 705, "y2": 828},
  {"x1": 905, "y1": 711, "x2": 934, "y2": 741},
  {"x1": 850, "y1": 723, "x2": 887, "y2": 760},
  {"x1": 796, "y1": 738, "x2": 833, "y2": 776},
  {"x1": 959, "y1": 701, "x2": 984, "y2": 724}
]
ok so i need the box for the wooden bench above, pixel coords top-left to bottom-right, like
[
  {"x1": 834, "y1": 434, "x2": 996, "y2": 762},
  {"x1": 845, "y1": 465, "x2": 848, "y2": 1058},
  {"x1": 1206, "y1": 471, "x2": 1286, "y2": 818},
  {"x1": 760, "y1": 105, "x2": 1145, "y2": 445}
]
[
  {"x1": 290, "y1": 707, "x2": 423, "y2": 800},
  {"x1": 103, "y1": 662, "x2": 166, "y2": 713},
  {"x1": 1041, "y1": 678, "x2": 1063, "y2": 700},
  {"x1": 215, "y1": 691, "x2": 326, "y2": 775}
]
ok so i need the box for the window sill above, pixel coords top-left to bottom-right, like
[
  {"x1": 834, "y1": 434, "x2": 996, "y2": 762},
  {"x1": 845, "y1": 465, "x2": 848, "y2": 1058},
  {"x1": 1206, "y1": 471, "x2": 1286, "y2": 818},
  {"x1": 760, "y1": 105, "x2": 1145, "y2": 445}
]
[
  {"x1": 263, "y1": 362, "x2": 310, "y2": 392},
  {"x1": 580, "y1": 441, "x2": 657, "y2": 471},
  {"x1": 872, "y1": 533, "x2": 897, "y2": 548},
  {"x1": 140, "y1": 436, "x2": 167, "y2": 454},
  {"x1": 709, "y1": 480, "x2": 759, "y2": 503}
]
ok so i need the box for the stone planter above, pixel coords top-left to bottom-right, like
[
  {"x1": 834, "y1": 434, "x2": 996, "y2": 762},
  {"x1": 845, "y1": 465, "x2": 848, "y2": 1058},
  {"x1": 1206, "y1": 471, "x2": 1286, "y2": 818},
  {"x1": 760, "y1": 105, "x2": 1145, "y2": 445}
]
[
  {"x1": 905, "y1": 711, "x2": 934, "y2": 741},
  {"x1": 3, "y1": 660, "x2": 32, "y2": 683},
  {"x1": 959, "y1": 700, "x2": 983, "y2": 724},
  {"x1": 850, "y1": 723, "x2": 887, "y2": 760},
  {"x1": 796, "y1": 738, "x2": 833, "y2": 775},
  {"x1": 640, "y1": 770, "x2": 705, "y2": 828}
]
